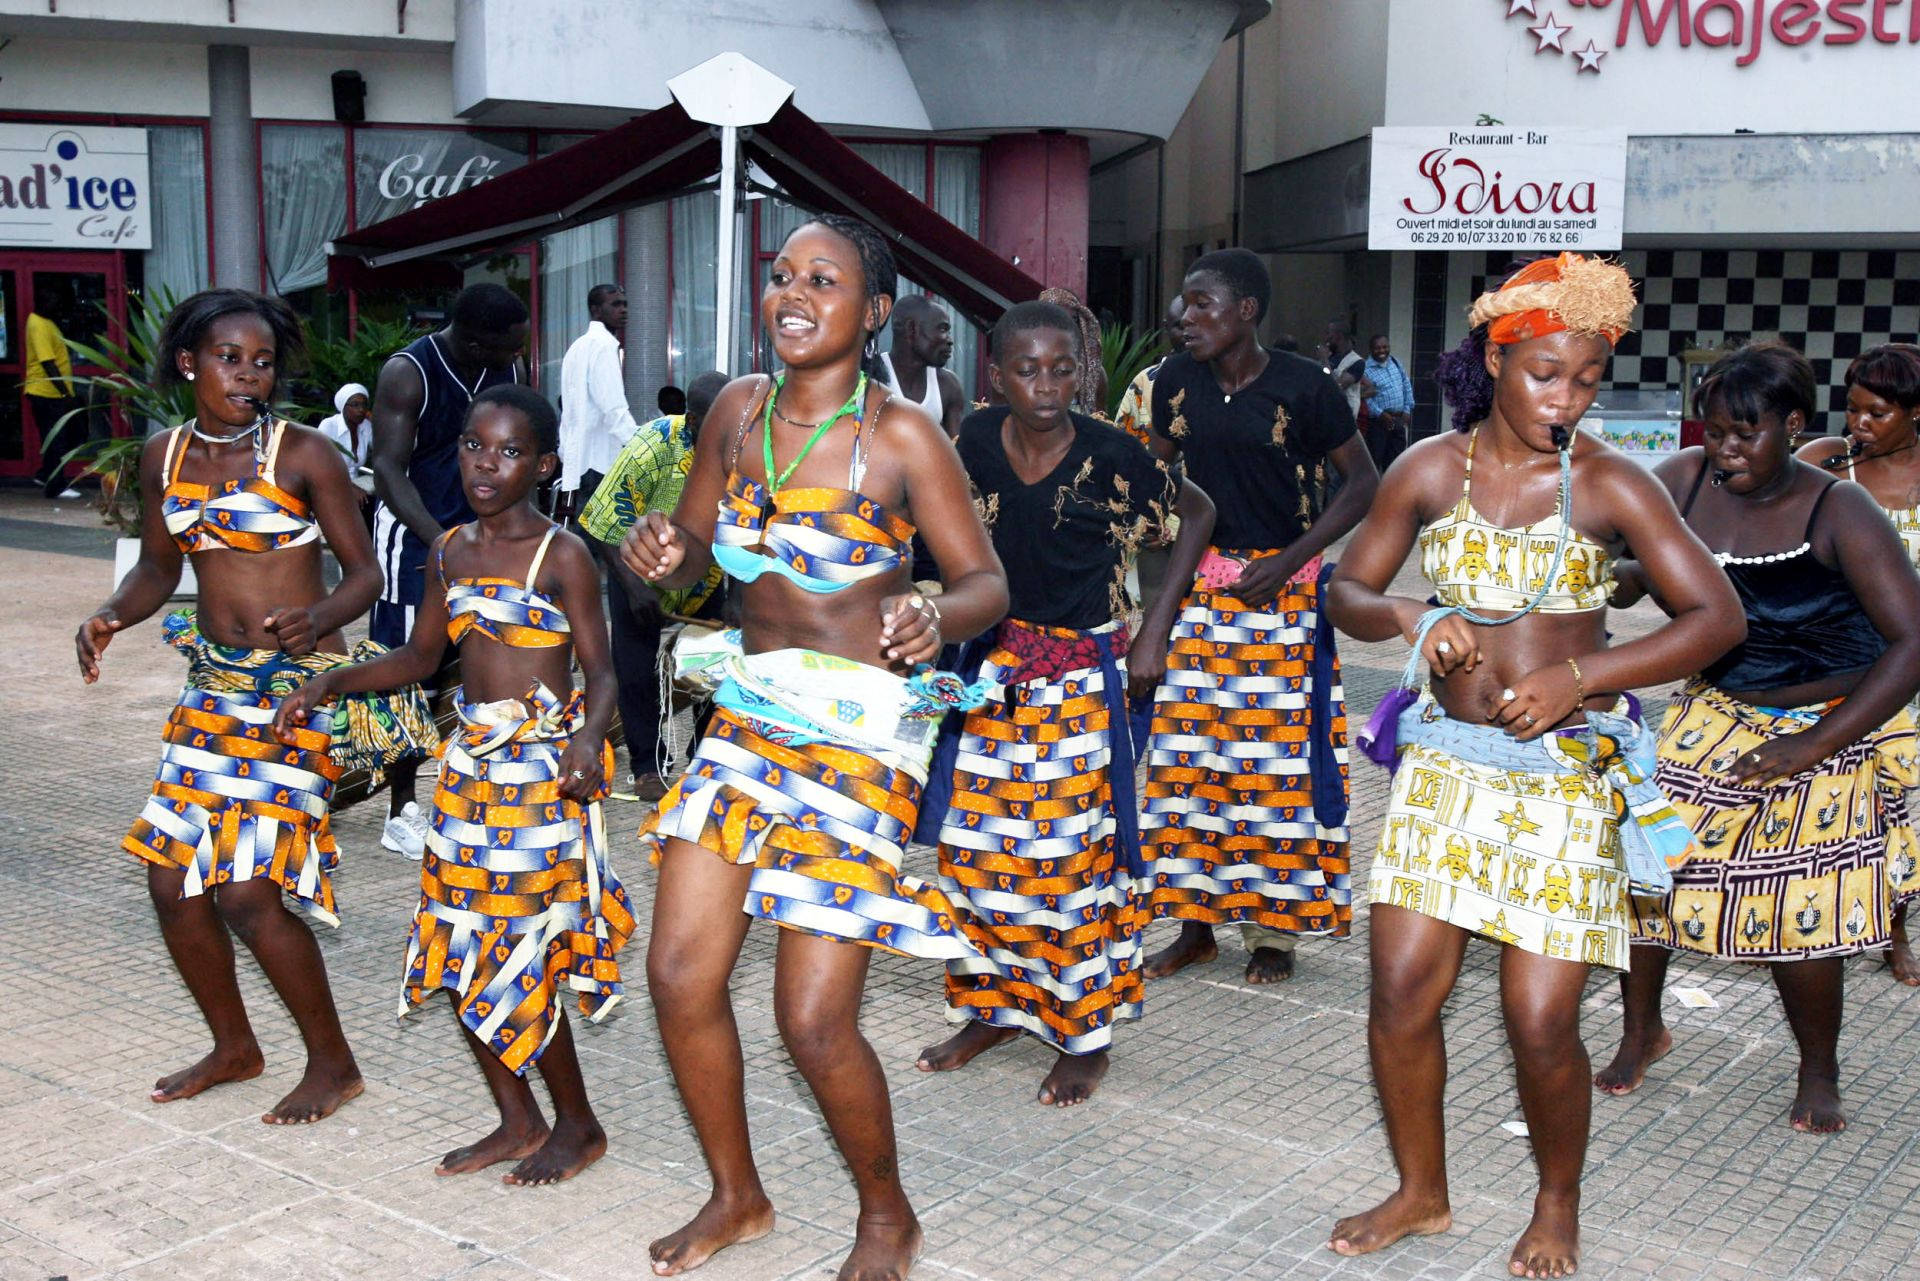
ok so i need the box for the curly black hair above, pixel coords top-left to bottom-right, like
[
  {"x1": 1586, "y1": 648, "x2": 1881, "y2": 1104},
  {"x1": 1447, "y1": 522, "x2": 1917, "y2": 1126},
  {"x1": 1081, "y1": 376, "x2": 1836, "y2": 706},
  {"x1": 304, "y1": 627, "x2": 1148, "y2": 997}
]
[
  {"x1": 152, "y1": 289, "x2": 305, "y2": 388},
  {"x1": 469, "y1": 383, "x2": 560, "y2": 455},
  {"x1": 989, "y1": 300, "x2": 1078, "y2": 363},
  {"x1": 1185, "y1": 248, "x2": 1271, "y2": 323},
  {"x1": 790, "y1": 214, "x2": 899, "y2": 377}
]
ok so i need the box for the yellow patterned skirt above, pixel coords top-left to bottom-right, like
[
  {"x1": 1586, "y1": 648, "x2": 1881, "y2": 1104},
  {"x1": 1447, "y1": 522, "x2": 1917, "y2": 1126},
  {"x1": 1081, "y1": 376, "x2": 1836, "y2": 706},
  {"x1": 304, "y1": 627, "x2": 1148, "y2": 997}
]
[
  {"x1": 1368, "y1": 711, "x2": 1629, "y2": 970},
  {"x1": 1628, "y1": 682, "x2": 1918, "y2": 961}
]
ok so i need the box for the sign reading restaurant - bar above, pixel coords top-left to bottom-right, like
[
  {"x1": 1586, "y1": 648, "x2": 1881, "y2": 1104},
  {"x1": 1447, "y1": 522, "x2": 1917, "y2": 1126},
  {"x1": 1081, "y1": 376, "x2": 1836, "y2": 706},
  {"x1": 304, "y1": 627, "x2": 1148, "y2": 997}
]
[
  {"x1": 0, "y1": 124, "x2": 152, "y2": 251},
  {"x1": 1367, "y1": 127, "x2": 1626, "y2": 252}
]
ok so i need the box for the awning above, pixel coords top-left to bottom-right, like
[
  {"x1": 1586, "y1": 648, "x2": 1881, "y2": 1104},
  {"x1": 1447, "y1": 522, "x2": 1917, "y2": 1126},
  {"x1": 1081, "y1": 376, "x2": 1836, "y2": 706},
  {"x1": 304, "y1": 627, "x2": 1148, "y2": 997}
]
[{"x1": 327, "y1": 101, "x2": 1042, "y2": 327}]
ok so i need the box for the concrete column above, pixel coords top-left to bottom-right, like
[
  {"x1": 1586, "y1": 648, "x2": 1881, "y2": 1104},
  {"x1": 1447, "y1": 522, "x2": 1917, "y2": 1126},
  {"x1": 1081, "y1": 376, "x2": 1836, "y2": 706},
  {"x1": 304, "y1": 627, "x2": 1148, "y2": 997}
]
[
  {"x1": 622, "y1": 203, "x2": 671, "y2": 412},
  {"x1": 982, "y1": 132, "x2": 1090, "y2": 295},
  {"x1": 207, "y1": 45, "x2": 261, "y2": 291}
]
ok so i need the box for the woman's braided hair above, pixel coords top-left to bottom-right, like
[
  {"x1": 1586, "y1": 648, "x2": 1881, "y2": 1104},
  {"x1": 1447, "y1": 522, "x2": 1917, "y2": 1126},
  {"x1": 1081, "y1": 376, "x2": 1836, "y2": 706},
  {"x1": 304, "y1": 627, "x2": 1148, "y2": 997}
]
[{"x1": 799, "y1": 214, "x2": 898, "y2": 378}]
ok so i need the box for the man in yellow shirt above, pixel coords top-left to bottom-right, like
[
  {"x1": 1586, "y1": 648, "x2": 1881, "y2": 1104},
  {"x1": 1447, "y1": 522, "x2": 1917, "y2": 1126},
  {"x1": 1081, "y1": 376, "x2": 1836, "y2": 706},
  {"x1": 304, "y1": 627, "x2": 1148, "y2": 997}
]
[{"x1": 25, "y1": 311, "x2": 82, "y2": 500}]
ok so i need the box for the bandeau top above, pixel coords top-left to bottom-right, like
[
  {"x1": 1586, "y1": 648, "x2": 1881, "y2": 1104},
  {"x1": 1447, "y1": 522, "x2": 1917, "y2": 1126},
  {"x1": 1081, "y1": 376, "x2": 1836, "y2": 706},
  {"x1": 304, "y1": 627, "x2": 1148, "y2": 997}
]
[
  {"x1": 710, "y1": 376, "x2": 913, "y2": 594},
  {"x1": 1418, "y1": 427, "x2": 1615, "y2": 614},
  {"x1": 438, "y1": 523, "x2": 571, "y2": 649},
  {"x1": 161, "y1": 419, "x2": 321, "y2": 555}
]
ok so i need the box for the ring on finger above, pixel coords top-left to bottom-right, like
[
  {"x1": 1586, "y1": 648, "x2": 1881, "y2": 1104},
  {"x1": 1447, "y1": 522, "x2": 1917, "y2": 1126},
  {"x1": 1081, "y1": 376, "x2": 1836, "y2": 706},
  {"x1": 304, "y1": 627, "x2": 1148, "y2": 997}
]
[
  {"x1": 570, "y1": 769, "x2": 587, "y2": 780},
  {"x1": 1436, "y1": 640, "x2": 1452, "y2": 656},
  {"x1": 1502, "y1": 687, "x2": 1517, "y2": 703},
  {"x1": 1522, "y1": 713, "x2": 1536, "y2": 727}
]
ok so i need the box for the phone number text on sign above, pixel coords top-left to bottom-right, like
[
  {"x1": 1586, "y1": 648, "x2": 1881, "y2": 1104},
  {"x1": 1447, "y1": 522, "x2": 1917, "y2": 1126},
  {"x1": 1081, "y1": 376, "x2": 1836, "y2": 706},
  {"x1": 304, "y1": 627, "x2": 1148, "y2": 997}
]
[{"x1": 1369, "y1": 127, "x2": 1626, "y2": 253}]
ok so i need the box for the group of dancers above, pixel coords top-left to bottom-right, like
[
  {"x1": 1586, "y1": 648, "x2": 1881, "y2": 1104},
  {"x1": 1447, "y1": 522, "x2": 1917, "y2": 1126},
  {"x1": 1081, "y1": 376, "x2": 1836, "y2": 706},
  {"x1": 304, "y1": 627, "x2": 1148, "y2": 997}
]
[{"x1": 78, "y1": 219, "x2": 1920, "y2": 1281}]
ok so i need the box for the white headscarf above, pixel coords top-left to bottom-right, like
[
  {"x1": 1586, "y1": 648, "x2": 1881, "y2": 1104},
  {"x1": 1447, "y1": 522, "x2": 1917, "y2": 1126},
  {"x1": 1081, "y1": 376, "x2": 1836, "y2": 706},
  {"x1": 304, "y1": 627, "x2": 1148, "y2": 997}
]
[{"x1": 334, "y1": 383, "x2": 370, "y2": 413}]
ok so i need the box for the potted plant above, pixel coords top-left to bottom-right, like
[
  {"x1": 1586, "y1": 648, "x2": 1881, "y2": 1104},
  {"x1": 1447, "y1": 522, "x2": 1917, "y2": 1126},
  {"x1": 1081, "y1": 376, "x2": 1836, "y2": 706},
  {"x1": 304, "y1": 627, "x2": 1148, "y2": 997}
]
[
  {"x1": 57, "y1": 287, "x2": 201, "y2": 591},
  {"x1": 1099, "y1": 320, "x2": 1166, "y2": 419}
]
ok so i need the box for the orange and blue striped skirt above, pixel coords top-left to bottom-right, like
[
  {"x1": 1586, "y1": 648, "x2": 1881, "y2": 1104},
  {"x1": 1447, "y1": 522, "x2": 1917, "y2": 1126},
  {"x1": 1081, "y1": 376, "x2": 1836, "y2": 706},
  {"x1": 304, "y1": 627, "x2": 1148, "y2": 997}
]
[{"x1": 403, "y1": 686, "x2": 635, "y2": 1075}]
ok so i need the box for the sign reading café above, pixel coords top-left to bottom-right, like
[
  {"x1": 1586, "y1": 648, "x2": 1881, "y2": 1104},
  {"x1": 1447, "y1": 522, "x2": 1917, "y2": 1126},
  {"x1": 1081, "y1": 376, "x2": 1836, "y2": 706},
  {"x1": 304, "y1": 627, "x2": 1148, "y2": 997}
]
[{"x1": 1367, "y1": 127, "x2": 1628, "y2": 252}]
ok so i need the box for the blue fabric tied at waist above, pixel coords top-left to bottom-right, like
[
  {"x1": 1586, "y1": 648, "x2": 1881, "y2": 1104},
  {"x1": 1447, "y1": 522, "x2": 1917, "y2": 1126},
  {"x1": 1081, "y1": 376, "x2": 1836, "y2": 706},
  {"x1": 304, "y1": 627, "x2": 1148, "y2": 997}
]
[
  {"x1": 1394, "y1": 697, "x2": 1688, "y2": 897},
  {"x1": 912, "y1": 622, "x2": 1152, "y2": 876},
  {"x1": 1310, "y1": 560, "x2": 1350, "y2": 830}
]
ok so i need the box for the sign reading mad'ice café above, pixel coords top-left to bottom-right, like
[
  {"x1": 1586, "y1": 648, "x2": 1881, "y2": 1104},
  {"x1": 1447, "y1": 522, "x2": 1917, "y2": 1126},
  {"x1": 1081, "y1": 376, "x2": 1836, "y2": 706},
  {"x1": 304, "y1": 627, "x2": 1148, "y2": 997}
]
[
  {"x1": 1367, "y1": 127, "x2": 1627, "y2": 253},
  {"x1": 0, "y1": 124, "x2": 151, "y2": 250}
]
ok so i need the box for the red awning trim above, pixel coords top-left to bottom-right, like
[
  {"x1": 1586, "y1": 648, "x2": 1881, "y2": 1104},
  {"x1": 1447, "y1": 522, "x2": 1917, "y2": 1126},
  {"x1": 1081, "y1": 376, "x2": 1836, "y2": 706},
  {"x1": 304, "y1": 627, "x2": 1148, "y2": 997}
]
[{"x1": 326, "y1": 100, "x2": 1041, "y2": 326}]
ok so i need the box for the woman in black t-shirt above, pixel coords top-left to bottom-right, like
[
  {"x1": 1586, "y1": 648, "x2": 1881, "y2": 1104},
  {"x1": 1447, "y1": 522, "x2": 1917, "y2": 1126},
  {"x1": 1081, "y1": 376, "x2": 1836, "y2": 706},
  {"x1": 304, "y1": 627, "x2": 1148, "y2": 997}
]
[
  {"x1": 914, "y1": 300, "x2": 1215, "y2": 1106},
  {"x1": 1140, "y1": 248, "x2": 1381, "y2": 985}
]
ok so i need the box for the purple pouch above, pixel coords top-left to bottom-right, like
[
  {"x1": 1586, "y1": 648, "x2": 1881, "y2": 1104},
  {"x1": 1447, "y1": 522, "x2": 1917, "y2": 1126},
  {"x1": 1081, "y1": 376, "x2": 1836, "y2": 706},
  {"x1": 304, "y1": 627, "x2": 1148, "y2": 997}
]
[{"x1": 1357, "y1": 684, "x2": 1421, "y2": 773}]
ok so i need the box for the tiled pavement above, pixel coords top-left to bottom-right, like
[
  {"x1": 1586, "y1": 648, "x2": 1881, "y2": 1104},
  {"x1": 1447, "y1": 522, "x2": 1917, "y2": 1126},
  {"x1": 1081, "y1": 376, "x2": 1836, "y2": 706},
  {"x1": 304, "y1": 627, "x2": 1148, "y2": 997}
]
[{"x1": 3, "y1": 487, "x2": 1918, "y2": 1281}]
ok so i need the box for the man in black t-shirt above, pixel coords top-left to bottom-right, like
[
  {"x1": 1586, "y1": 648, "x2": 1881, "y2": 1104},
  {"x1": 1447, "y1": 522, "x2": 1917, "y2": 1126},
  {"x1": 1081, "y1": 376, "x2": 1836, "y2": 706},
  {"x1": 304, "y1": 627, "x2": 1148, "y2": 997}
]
[
  {"x1": 913, "y1": 301, "x2": 1216, "y2": 1107},
  {"x1": 1139, "y1": 249, "x2": 1380, "y2": 985}
]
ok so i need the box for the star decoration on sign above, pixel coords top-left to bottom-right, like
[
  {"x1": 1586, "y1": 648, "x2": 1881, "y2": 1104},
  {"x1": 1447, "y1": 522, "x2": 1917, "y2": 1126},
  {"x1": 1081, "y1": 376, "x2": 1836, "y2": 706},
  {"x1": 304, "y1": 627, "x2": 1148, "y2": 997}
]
[
  {"x1": 1574, "y1": 38, "x2": 1608, "y2": 73},
  {"x1": 1506, "y1": 0, "x2": 1539, "y2": 16},
  {"x1": 1530, "y1": 12, "x2": 1573, "y2": 52}
]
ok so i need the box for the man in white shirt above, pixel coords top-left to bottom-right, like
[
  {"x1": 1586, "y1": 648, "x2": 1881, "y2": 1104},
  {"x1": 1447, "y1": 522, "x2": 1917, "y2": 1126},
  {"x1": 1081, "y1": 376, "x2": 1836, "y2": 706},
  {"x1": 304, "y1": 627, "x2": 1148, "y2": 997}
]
[
  {"x1": 557, "y1": 283, "x2": 638, "y2": 512},
  {"x1": 1324, "y1": 325, "x2": 1365, "y2": 421},
  {"x1": 877, "y1": 294, "x2": 965, "y2": 437}
]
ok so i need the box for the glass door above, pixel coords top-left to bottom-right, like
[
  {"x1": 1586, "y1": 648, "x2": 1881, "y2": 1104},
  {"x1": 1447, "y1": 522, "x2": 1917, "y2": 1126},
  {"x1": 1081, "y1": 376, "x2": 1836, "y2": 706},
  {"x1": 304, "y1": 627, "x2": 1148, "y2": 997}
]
[{"x1": 1, "y1": 250, "x2": 127, "y2": 480}]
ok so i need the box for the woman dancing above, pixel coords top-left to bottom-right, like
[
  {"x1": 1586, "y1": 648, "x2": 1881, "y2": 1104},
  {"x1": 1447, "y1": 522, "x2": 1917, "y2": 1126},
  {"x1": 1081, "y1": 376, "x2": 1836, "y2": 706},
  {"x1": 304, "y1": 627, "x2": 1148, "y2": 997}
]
[
  {"x1": 77, "y1": 290, "x2": 381, "y2": 1123},
  {"x1": 622, "y1": 215, "x2": 1009, "y2": 1280},
  {"x1": 1599, "y1": 342, "x2": 1920, "y2": 1133},
  {"x1": 1796, "y1": 343, "x2": 1920, "y2": 984},
  {"x1": 912, "y1": 300, "x2": 1215, "y2": 1106},
  {"x1": 275, "y1": 384, "x2": 633, "y2": 1184},
  {"x1": 1324, "y1": 254, "x2": 1744, "y2": 1278}
]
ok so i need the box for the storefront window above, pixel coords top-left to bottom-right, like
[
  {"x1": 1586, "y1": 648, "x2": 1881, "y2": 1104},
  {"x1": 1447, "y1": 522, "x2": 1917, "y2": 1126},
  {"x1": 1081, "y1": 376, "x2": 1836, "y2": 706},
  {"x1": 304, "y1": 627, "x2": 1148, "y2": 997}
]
[
  {"x1": 538, "y1": 216, "x2": 619, "y2": 392},
  {"x1": 142, "y1": 125, "x2": 208, "y2": 306},
  {"x1": 261, "y1": 124, "x2": 347, "y2": 296},
  {"x1": 353, "y1": 129, "x2": 531, "y2": 228}
]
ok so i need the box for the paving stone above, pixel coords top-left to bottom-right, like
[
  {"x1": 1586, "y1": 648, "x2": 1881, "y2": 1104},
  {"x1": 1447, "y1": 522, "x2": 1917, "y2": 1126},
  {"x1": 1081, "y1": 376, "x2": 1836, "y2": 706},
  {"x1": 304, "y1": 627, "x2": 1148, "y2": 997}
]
[{"x1": 7, "y1": 492, "x2": 1920, "y2": 1279}]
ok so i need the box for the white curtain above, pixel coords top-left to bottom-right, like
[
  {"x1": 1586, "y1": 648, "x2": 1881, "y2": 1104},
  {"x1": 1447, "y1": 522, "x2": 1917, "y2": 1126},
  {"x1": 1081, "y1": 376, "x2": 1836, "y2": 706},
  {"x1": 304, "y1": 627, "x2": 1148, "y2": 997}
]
[
  {"x1": 260, "y1": 125, "x2": 346, "y2": 295},
  {"x1": 932, "y1": 148, "x2": 983, "y2": 401},
  {"x1": 669, "y1": 191, "x2": 752, "y2": 380},
  {"x1": 142, "y1": 126, "x2": 208, "y2": 305},
  {"x1": 538, "y1": 216, "x2": 619, "y2": 393}
]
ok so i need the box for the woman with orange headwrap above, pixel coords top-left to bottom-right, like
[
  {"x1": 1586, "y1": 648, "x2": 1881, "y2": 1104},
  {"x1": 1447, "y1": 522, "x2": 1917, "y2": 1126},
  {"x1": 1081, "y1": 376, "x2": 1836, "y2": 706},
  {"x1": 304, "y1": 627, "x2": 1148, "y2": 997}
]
[{"x1": 1324, "y1": 255, "x2": 1745, "y2": 1278}]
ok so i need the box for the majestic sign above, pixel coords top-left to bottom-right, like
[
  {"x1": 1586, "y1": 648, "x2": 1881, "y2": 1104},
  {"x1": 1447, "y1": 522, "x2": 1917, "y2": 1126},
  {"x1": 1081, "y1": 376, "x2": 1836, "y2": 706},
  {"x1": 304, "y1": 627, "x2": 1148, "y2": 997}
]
[
  {"x1": 1368, "y1": 127, "x2": 1628, "y2": 251},
  {"x1": 0, "y1": 125, "x2": 151, "y2": 250},
  {"x1": 1499, "y1": 0, "x2": 1920, "y2": 72}
]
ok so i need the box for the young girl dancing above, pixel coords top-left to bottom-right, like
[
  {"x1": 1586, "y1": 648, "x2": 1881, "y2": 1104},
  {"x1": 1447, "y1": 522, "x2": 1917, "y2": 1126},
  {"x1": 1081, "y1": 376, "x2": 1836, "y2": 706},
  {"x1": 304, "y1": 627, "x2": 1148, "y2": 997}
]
[{"x1": 277, "y1": 383, "x2": 634, "y2": 1184}]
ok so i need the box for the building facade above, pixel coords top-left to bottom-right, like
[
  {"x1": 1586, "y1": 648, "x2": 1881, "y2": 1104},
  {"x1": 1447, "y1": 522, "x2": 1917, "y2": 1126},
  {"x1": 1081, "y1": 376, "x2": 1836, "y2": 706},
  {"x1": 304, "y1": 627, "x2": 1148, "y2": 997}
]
[
  {"x1": 0, "y1": 0, "x2": 1264, "y2": 478},
  {"x1": 1107, "y1": 0, "x2": 1920, "y2": 442}
]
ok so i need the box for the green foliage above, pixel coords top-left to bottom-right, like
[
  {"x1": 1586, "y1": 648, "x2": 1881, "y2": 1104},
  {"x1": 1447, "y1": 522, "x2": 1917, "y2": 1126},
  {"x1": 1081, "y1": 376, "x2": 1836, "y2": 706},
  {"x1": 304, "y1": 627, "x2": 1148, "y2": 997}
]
[
  {"x1": 301, "y1": 314, "x2": 415, "y2": 421},
  {"x1": 57, "y1": 286, "x2": 195, "y2": 537},
  {"x1": 1099, "y1": 321, "x2": 1165, "y2": 419}
]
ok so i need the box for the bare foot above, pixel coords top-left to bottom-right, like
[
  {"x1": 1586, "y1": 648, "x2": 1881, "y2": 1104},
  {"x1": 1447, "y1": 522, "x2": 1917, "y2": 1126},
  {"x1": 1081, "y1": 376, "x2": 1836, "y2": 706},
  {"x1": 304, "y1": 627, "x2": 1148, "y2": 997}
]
[
  {"x1": 150, "y1": 1043, "x2": 264, "y2": 1104},
  {"x1": 1509, "y1": 1192, "x2": 1580, "y2": 1278},
  {"x1": 650, "y1": 1191, "x2": 776, "y2": 1275},
  {"x1": 1789, "y1": 1067, "x2": 1847, "y2": 1133},
  {"x1": 437, "y1": 1121, "x2": 549, "y2": 1175},
  {"x1": 1327, "y1": 1189, "x2": 1452, "y2": 1257},
  {"x1": 1037, "y1": 1049, "x2": 1108, "y2": 1107},
  {"x1": 1143, "y1": 923, "x2": 1218, "y2": 979},
  {"x1": 1245, "y1": 946, "x2": 1295, "y2": 985},
  {"x1": 505, "y1": 1116, "x2": 606, "y2": 1185},
  {"x1": 1593, "y1": 1026, "x2": 1672, "y2": 1096},
  {"x1": 916, "y1": 1021, "x2": 1017, "y2": 1073},
  {"x1": 261, "y1": 1060, "x2": 363, "y2": 1125},
  {"x1": 837, "y1": 1211, "x2": 922, "y2": 1281},
  {"x1": 1889, "y1": 916, "x2": 1920, "y2": 987}
]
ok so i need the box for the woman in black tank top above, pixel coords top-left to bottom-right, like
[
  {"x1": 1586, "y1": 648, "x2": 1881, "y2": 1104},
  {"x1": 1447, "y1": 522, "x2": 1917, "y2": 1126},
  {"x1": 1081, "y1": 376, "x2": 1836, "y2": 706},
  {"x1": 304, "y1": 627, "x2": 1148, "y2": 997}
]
[{"x1": 1598, "y1": 343, "x2": 1920, "y2": 1134}]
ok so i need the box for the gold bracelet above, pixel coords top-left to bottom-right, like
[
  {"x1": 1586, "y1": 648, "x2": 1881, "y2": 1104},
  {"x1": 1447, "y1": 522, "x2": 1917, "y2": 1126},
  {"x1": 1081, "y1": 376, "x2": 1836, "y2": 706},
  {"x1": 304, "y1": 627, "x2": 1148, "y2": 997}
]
[{"x1": 1567, "y1": 656, "x2": 1586, "y2": 709}]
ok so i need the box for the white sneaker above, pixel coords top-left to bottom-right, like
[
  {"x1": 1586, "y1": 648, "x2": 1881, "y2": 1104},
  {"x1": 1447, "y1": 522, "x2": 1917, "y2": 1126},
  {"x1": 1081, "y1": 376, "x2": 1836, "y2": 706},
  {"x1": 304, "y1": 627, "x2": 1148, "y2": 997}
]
[{"x1": 380, "y1": 800, "x2": 430, "y2": 860}]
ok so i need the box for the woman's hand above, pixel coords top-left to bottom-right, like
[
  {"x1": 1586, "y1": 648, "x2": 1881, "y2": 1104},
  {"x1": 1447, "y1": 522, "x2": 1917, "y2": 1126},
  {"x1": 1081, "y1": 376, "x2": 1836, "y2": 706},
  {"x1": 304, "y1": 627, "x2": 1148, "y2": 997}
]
[
  {"x1": 620, "y1": 512, "x2": 686, "y2": 583},
  {"x1": 1416, "y1": 610, "x2": 1482, "y2": 679},
  {"x1": 264, "y1": 606, "x2": 317, "y2": 656},
  {"x1": 76, "y1": 610, "x2": 122, "y2": 683},
  {"x1": 1725, "y1": 731, "x2": 1834, "y2": 787},
  {"x1": 556, "y1": 738, "x2": 604, "y2": 803},
  {"x1": 879, "y1": 593, "x2": 942, "y2": 668},
  {"x1": 1228, "y1": 551, "x2": 1304, "y2": 608},
  {"x1": 1485, "y1": 659, "x2": 1582, "y2": 741},
  {"x1": 272, "y1": 675, "x2": 332, "y2": 743},
  {"x1": 1127, "y1": 627, "x2": 1171, "y2": 700}
]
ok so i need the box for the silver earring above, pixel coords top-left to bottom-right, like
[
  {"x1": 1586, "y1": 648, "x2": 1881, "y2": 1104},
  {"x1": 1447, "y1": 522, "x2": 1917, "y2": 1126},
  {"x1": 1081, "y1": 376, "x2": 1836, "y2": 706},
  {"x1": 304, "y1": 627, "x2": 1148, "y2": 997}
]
[
  {"x1": 863, "y1": 335, "x2": 878, "y2": 361},
  {"x1": 185, "y1": 371, "x2": 195, "y2": 381}
]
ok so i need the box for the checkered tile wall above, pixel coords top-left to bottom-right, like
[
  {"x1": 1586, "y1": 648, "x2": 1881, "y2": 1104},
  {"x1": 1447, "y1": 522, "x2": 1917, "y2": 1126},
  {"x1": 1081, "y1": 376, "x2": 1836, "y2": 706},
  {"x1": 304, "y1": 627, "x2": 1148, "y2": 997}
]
[{"x1": 1410, "y1": 249, "x2": 1920, "y2": 437}]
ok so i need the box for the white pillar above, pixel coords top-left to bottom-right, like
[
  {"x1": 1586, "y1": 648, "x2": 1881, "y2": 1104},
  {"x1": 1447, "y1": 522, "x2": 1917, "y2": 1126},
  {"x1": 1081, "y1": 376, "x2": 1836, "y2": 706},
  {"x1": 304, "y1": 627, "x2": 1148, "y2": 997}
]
[
  {"x1": 715, "y1": 123, "x2": 739, "y2": 375},
  {"x1": 623, "y1": 204, "x2": 670, "y2": 410},
  {"x1": 207, "y1": 45, "x2": 261, "y2": 290}
]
